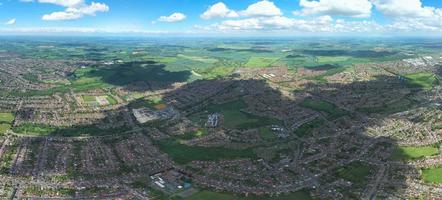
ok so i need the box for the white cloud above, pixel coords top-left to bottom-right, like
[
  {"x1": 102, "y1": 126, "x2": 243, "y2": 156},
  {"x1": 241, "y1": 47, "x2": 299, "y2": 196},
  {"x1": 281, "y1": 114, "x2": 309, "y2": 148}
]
[
  {"x1": 240, "y1": 0, "x2": 282, "y2": 17},
  {"x1": 5, "y1": 18, "x2": 16, "y2": 25},
  {"x1": 201, "y1": 2, "x2": 238, "y2": 19},
  {"x1": 21, "y1": 0, "x2": 109, "y2": 21},
  {"x1": 41, "y1": 2, "x2": 109, "y2": 21},
  {"x1": 201, "y1": 15, "x2": 384, "y2": 34},
  {"x1": 295, "y1": 0, "x2": 372, "y2": 18},
  {"x1": 38, "y1": 0, "x2": 84, "y2": 7},
  {"x1": 65, "y1": 2, "x2": 109, "y2": 16},
  {"x1": 158, "y1": 12, "x2": 187, "y2": 22},
  {"x1": 42, "y1": 11, "x2": 83, "y2": 21},
  {"x1": 372, "y1": 0, "x2": 442, "y2": 32},
  {"x1": 372, "y1": 0, "x2": 436, "y2": 18}
]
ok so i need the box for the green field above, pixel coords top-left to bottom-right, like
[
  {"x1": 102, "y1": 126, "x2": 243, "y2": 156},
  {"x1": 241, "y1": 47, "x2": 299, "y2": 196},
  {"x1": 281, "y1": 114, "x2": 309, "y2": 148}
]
[
  {"x1": 106, "y1": 95, "x2": 118, "y2": 105},
  {"x1": 12, "y1": 123, "x2": 131, "y2": 137},
  {"x1": 357, "y1": 98, "x2": 413, "y2": 114},
  {"x1": 0, "y1": 113, "x2": 14, "y2": 123},
  {"x1": 421, "y1": 167, "x2": 442, "y2": 184},
  {"x1": 336, "y1": 161, "x2": 373, "y2": 184},
  {"x1": 82, "y1": 95, "x2": 97, "y2": 103},
  {"x1": 294, "y1": 118, "x2": 325, "y2": 137},
  {"x1": 0, "y1": 124, "x2": 11, "y2": 134},
  {"x1": 195, "y1": 100, "x2": 281, "y2": 129},
  {"x1": 259, "y1": 127, "x2": 277, "y2": 141},
  {"x1": 405, "y1": 73, "x2": 439, "y2": 90},
  {"x1": 391, "y1": 146, "x2": 439, "y2": 161},
  {"x1": 12, "y1": 123, "x2": 57, "y2": 136},
  {"x1": 0, "y1": 112, "x2": 14, "y2": 135},
  {"x1": 300, "y1": 98, "x2": 347, "y2": 120},
  {"x1": 176, "y1": 129, "x2": 208, "y2": 140},
  {"x1": 245, "y1": 57, "x2": 279, "y2": 68},
  {"x1": 316, "y1": 56, "x2": 351, "y2": 63},
  {"x1": 129, "y1": 96, "x2": 164, "y2": 110},
  {"x1": 155, "y1": 138, "x2": 256, "y2": 164}
]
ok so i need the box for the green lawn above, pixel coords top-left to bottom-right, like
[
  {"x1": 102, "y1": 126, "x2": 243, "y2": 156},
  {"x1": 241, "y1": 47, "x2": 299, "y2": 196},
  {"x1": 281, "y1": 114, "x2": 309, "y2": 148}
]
[
  {"x1": 0, "y1": 113, "x2": 14, "y2": 123},
  {"x1": 421, "y1": 167, "x2": 442, "y2": 184},
  {"x1": 336, "y1": 161, "x2": 373, "y2": 184},
  {"x1": 405, "y1": 73, "x2": 439, "y2": 90},
  {"x1": 154, "y1": 138, "x2": 256, "y2": 164},
  {"x1": 391, "y1": 146, "x2": 439, "y2": 161},
  {"x1": 300, "y1": 98, "x2": 347, "y2": 120}
]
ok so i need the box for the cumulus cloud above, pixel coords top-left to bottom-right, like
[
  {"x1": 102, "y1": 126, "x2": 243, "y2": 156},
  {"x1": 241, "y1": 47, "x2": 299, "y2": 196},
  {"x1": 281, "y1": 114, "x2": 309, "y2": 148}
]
[
  {"x1": 239, "y1": 0, "x2": 282, "y2": 17},
  {"x1": 200, "y1": 14, "x2": 383, "y2": 34},
  {"x1": 295, "y1": 0, "x2": 372, "y2": 18},
  {"x1": 373, "y1": 0, "x2": 442, "y2": 32},
  {"x1": 42, "y1": 2, "x2": 109, "y2": 21},
  {"x1": 158, "y1": 12, "x2": 187, "y2": 22},
  {"x1": 5, "y1": 18, "x2": 16, "y2": 25},
  {"x1": 372, "y1": 0, "x2": 436, "y2": 18},
  {"x1": 201, "y1": 2, "x2": 239, "y2": 19},
  {"x1": 38, "y1": 0, "x2": 84, "y2": 8},
  {"x1": 23, "y1": 0, "x2": 109, "y2": 21}
]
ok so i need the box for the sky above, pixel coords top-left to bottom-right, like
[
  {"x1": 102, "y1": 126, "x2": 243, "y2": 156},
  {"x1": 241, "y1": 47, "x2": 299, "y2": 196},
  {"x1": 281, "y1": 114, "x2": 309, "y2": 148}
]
[{"x1": 0, "y1": 0, "x2": 442, "y2": 36}]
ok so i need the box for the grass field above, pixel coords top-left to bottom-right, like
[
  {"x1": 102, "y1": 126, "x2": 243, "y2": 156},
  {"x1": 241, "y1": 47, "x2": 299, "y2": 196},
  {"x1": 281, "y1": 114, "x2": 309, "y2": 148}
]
[
  {"x1": 129, "y1": 96, "x2": 165, "y2": 110},
  {"x1": 300, "y1": 98, "x2": 347, "y2": 120},
  {"x1": 13, "y1": 123, "x2": 56, "y2": 136},
  {"x1": 82, "y1": 95, "x2": 97, "y2": 103},
  {"x1": 316, "y1": 56, "x2": 351, "y2": 63},
  {"x1": 336, "y1": 161, "x2": 373, "y2": 184},
  {"x1": 294, "y1": 118, "x2": 325, "y2": 137},
  {"x1": 155, "y1": 138, "x2": 256, "y2": 164},
  {"x1": 421, "y1": 167, "x2": 442, "y2": 184},
  {"x1": 186, "y1": 189, "x2": 312, "y2": 200},
  {"x1": 357, "y1": 98, "x2": 413, "y2": 114},
  {"x1": 0, "y1": 113, "x2": 14, "y2": 123},
  {"x1": 0, "y1": 112, "x2": 14, "y2": 134},
  {"x1": 391, "y1": 146, "x2": 439, "y2": 161},
  {"x1": 12, "y1": 123, "x2": 131, "y2": 137},
  {"x1": 0, "y1": 124, "x2": 11, "y2": 134},
  {"x1": 197, "y1": 100, "x2": 281, "y2": 129},
  {"x1": 175, "y1": 129, "x2": 208, "y2": 140},
  {"x1": 259, "y1": 127, "x2": 277, "y2": 141},
  {"x1": 105, "y1": 95, "x2": 118, "y2": 105},
  {"x1": 244, "y1": 57, "x2": 279, "y2": 68},
  {"x1": 405, "y1": 73, "x2": 439, "y2": 90}
]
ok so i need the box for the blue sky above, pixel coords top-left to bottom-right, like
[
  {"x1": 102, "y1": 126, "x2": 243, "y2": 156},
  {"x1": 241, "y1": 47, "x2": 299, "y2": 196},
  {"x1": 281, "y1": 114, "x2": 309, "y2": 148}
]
[{"x1": 0, "y1": 0, "x2": 442, "y2": 36}]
